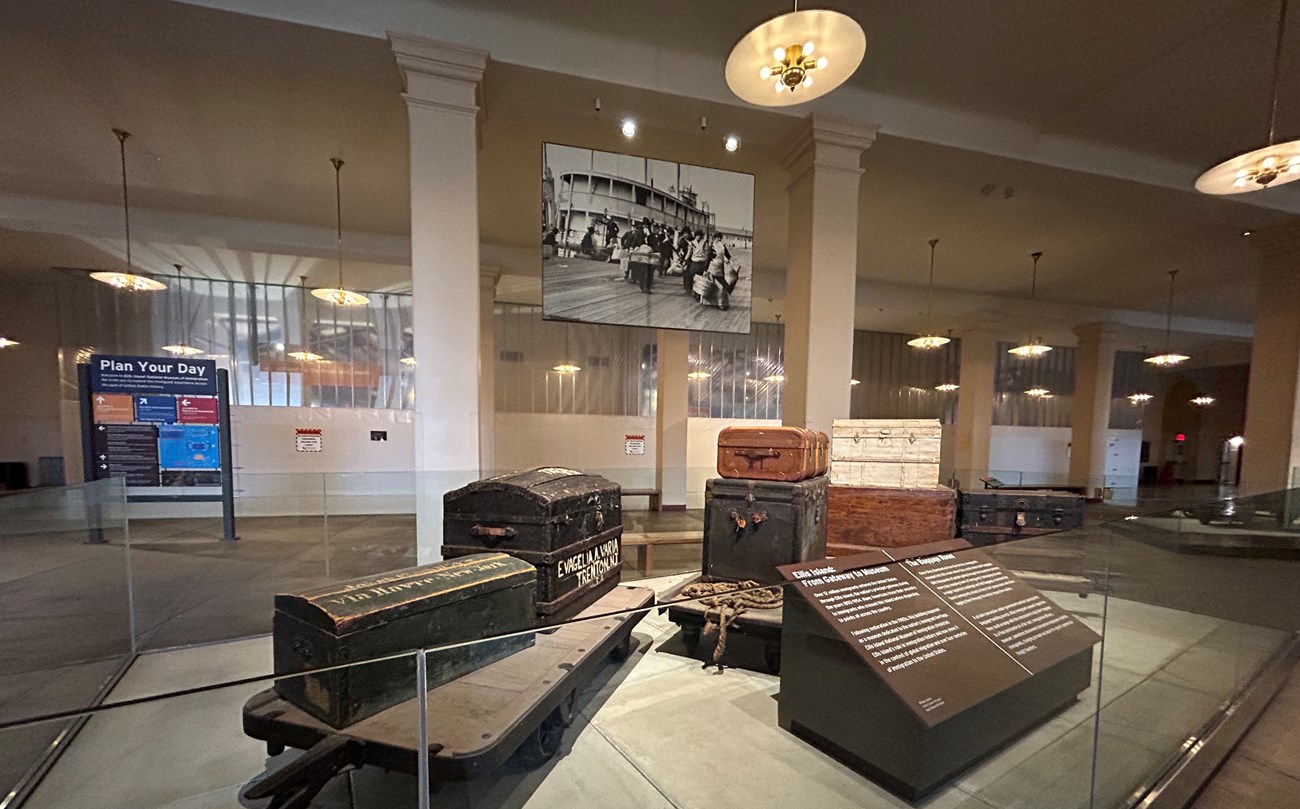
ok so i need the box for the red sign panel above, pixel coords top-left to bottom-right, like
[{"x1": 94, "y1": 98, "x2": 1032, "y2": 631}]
[{"x1": 177, "y1": 395, "x2": 219, "y2": 424}]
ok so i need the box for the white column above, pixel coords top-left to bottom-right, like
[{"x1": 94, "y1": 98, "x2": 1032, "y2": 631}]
[
  {"x1": 953, "y1": 315, "x2": 1001, "y2": 487},
  {"x1": 1241, "y1": 223, "x2": 1300, "y2": 494},
  {"x1": 479, "y1": 266, "x2": 501, "y2": 476},
  {"x1": 1069, "y1": 322, "x2": 1120, "y2": 495},
  {"x1": 390, "y1": 33, "x2": 489, "y2": 561},
  {"x1": 655, "y1": 329, "x2": 689, "y2": 509},
  {"x1": 778, "y1": 115, "x2": 877, "y2": 435}
]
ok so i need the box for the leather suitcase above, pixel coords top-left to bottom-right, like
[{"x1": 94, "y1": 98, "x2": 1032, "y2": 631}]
[
  {"x1": 830, "y1": 419, "x2": 942, "y2": 488},
  {"x1": 825, "y1": 485, "x2": 957, "y2": 555},
  {"x1": 703, "y1": 476, "x2": 828, "y2": 584},
  {"x1": 959, "y1": 489, "x2": 1086, "y2": 547},
  {"x1": 718, "y1": 426, "x2": 828, "y2": 482}
]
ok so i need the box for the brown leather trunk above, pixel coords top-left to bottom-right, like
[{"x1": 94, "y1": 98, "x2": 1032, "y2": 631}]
[
  {"x1": 717, "y1": 426, "x2": 828, "y2": 482},
  {"x1": 825, "y1": 485, "x2": 957, "y2": 554}
]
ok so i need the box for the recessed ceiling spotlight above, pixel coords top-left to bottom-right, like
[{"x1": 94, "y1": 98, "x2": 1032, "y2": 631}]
[
  {"x1": 620, "y1": 119, "x2": 637, "y2": 137},
  {"x1": 724, "y1": 135, "x2": 740, "y2": 152}
]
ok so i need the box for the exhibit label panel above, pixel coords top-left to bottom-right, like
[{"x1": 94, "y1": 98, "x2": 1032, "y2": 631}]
[
  {"x1": 779, "y1": 541, "x2": 1100, "y2": 726},
  {"x1": 86, "y1": 354, "x2": 223, "y2": 487}
]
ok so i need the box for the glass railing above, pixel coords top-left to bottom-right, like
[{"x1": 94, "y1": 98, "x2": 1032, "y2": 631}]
[{"x1": 1, "y1": 473, "x2": 1296, "y2": 808}]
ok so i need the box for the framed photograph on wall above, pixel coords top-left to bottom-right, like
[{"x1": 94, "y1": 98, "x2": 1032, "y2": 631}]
[{"x1": 541, "y1": 143, "x2": 754, "y2": 334}]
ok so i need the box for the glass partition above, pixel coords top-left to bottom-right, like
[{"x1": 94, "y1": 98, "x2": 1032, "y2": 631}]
[{"x1": 0, "y1": 476, "x2": 1295, "y2": 809}]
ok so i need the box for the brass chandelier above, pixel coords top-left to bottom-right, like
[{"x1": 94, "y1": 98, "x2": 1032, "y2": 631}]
[
  {"x1": 725, "y1": 2, "x2": 866, "y2": 107},
  {"x1": 1196, "y1": 0, "x2": 1300, "y2": 194},
  {"x1": 908, "y1": 239, "x2": 950, "y2": 349},
  {"x1": 1145, "y1": 270, "x2": 1189, "y2": 367},
  {"x1": 312, "y1": 158, "x2": 369, "y2": 307},
  {"x1": 91, "y1": 129, "x2": 166, "y2": 292},
  {"x1": 1008, "y1": 252, "x2": 1051, "y2": 358}
]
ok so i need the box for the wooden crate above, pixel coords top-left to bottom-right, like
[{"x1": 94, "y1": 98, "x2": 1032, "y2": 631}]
[
  {"x1": 826, "y1": 484, "x2": 957, "y2": 554},
  {"x1": 830, "y1": 419, "x2": 942, "y2": 488}
]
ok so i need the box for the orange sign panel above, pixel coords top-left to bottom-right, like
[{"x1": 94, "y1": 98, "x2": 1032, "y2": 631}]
[{"x1": 92, "y1": 393, "x2": 135, "y2": 424}]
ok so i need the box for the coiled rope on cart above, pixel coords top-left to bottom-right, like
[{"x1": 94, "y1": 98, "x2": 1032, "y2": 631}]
[{"x1": 678, "y1": 580, "x2": 783, "y2": 669}]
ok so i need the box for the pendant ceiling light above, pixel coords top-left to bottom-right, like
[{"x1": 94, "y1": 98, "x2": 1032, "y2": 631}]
[
  {"x1": 725, "y1": 1, "x2": 866, "y2": 106},
  {"x1": 288, "y1": 275, "x2": 324, "y2": 362},
  {"x1": 312, "y1": 158, "x2": 369, "y2": 307},
  {"x1": 908, "y1": 239, "x2": 950, "y2": 349},
  {"x1": 553, "y1": 323, "x2": 581, "y2": 374},
  {"x1": 1145, "y1": 270, "x2": 1190, "y2": 367},
  {"x1": 1191, "y1": 395, "x2": 1216, "y2": 407},
  {"x1": 1008, "y1": 251, "x2": 1052, "y2": 358},
  {"x1": 1025, "y1": 387, "x2": 1052, "y2": 398},
  {"x1": 91, "y1": 129, "x2": 166, "y2": 292},
  {"x1": 0, "y1": 336, "x2": 19, "y2": 349},
  {"x1": 1128, "y1": 392, "x2": 1154, "y2": 404},
  {"x1": 161, "y1": 264, "x2": 203, "y2": 356},
  {"x1": 1196, "y1": 0, "x2": 1300, "y2": 194}
]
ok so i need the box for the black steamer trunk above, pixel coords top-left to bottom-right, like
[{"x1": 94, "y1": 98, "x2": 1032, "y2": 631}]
[
  {"x1": 703, "y1": 476, "x2": 829, "y2": 584},
  {"x1": 444, "y1": 467, "x2": 624, "y2": 621},
  {"x1": 959, "y1": 489, "x2": 1086, "y2": 546},
  {"x1": 272, "y1": 553, "x2": 536, "y2": 729}
]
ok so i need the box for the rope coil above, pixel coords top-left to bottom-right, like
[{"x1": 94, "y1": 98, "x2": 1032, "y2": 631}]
[{"x1": 679, "y1": 580, "x2": 783, "y2": 669}]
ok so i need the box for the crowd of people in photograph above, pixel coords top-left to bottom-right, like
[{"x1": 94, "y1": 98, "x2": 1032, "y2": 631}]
[{"x1": 542, "y1": 216, "x2": 741, "y2": 311}]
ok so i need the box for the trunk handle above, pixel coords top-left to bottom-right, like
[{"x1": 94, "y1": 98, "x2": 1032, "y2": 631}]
[
  {"x1": 470, "y1": 525, "x2": 516, "y2": 544},
  {"x1": 735, "y1": 448, "x2": 781, "y2": 463}
]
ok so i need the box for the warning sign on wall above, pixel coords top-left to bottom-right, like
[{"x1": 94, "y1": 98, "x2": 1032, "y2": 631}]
[
  {"x1": 295, "y1": 428, "x2": 322, "y2": 453},
  {"x1": 624, "y1": 434, "x2": 646, "y2": 456}
]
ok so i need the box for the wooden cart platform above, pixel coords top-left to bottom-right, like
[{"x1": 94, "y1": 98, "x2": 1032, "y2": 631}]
[{"x1": 242, "y1": 586, "x2": 655, "y2": 803}]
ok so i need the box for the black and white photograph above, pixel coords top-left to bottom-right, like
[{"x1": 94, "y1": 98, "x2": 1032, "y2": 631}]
[{"x1": 541, "y1": 143, "x2": 754, "y2": 333}]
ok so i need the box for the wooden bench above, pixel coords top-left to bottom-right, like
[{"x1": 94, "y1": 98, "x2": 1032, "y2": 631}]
[
  {"x1": 620, "y1": 488, "x2": 662, "y2": 511},
  {"x1": 621, "y1": 530, "x2": 701, "y2": 576}
]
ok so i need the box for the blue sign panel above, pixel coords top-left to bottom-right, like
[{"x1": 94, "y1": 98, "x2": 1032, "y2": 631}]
[
  {"x1": 158, "y1": 425, "x2": 221, "y2": 471},
  {"x1": 89, "y1": 354, "x2": 218, "y2": 396},
  {"x1": 134, "y1": 395, "x2": 176, "y2": 424}
]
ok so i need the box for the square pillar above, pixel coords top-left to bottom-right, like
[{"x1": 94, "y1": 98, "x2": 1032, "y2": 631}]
[
  {"x1": 779, "y1": 115, "x2": 877, "y2": 435},
  {"x1": 1069, "y1": 322, "x2": 1121, "y2": 495},
  {"x1": 1241, "y1": 223, "x2": 1300, "y2": 494},
  {"x1": 479, "y1": 266, "x2": 501, "y2": 475},
  {"x1": 655, "y1": 329, "x2": 689, "y2": 510},
  {"x1": 390, "y1": 33, "x2": 489, "y2": 561},
  {"x1": 953, "y1": 315, "x2": 1002, "y2": 487}
]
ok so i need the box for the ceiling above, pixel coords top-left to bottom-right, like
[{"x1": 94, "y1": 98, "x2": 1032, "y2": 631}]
[{"x1": 0, "y1": 0, "x2": 1294, "y2": 330}]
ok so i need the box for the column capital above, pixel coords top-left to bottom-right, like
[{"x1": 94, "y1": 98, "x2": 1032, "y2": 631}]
[
  {"x1": 1072, "y1": 321, "x2": 1124, "y2": 345},
  {"x1": 388, "y1": 32, "x2": 488, "y2": 115},
  {"x1": 1251, "y1": 218, "x2": 1300, "y2": 259},
  {"x1": 779, "y1": 114, "x2": 878, "y2": 181}
]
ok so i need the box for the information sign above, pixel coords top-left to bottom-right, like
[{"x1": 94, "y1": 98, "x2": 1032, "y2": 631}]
[
  {"x1": 295, "y1": 428, "x2": 322, "y2": 452},
  {"x1": 624, "y1": 434, "x2": 646, "y2": 455},
  {"x1": 779, "y1": 542, "x2": 1100, "y2": 726},
  {"x1": 134, "y1": 395, "x2": 177, "y2": 423},
  {"x1": 86, "y1": 354, "x2": 222, "y2": 488},
  {"x1": 91, "y1": 393, "x2": 135, "y2": 424},
  {"x1": 177, "y1": 396, "x2": 218, "y2": 424}
]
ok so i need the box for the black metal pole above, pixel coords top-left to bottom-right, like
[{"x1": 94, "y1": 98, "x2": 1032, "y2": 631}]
[
  {"x1": 78, "y1": 363, "x2": 106, "y2": 544},
  {"x1": 217, "y1": 368, "x2": 238, "y2": 541}
]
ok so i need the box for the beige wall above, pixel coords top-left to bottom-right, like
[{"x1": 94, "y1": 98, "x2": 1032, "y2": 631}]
[{"x1": 0, "y1": 277, "x2": 64, "y2": 483}]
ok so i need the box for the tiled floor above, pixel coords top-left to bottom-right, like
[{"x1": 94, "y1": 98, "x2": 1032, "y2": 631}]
[
  {"x1": 1191, "y1": 669, "x2": 1300, "y2": 809},
  {"x1": 11, "y1": 575, "x2": 1290, "y2": 809}
]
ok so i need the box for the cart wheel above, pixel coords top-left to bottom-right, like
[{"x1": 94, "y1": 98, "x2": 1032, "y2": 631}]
[
  {"x1": 517, "y1": 706, "x2": 566, "y2": 768},
  {"x1": 266, "y1": 741, "x2": 285, "y2": 757},
  {"x1": 556, "y1": 689, "x2": 577, "y2": 728},
  {"x1": 681, "y1": 626, "x2": 701, "y2": 653},
  {"x1": 609, "y1": 634, "x2": 634, "y2": 662},
  {"x1": 764, "y1": 645, "x2": 781, "y2": 675}
]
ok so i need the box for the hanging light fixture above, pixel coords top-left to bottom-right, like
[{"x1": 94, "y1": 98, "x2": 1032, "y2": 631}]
[
  {"x1": 1145, "y1": 270, "x2": 1190, "y2": 367},
  {"x1": 725, "y1": 2, "x2": 866, "y2": 106},
  {"x1": 1128, "y1": 392, "x2": 1154, "y2": 404},
  {"x1": 1196, "y1": 0, "x2": 1300, "y2": 194},
  {"x1": 688, "y1": 370, "x2": 713, "y2": 380},
  {"x1": 288, "y1": 275, "x2": 324, "y2": 362},
  {"x1": 400, "y1": 357, "x2": 417, "y2": 367},
  {"x1": 1191, "y1": 395, "x2": 1216, "y2": 407},
  {"x1": 161, "y1": 264, "x2": 203, "y2": 356},
  {"x1": 850, "y1": 378, "x2": 861, "y2": 386},
  {"x1": 91, "y1": 129, "x2": 166, "y2": 292},
  {"x1": 935, "y1": 383, "x2": 959, "y2": 392},
  {"x1": 1025, "y1": 387, "x2": 1052, "y2": 397},
  {"x1": 1009, "y1": 251, "x2": 1052, "y2": 358},
  {"x1": 908, "y1": 239, "x2": 950, "y2": 349},
  {"x1": 312, "y1": 158, "x2": 369, "y2": 307},
  {"x1": 553, "y1": 323, "x2": 581, "y2": 374},
  {"x1": 0, "y1": 336, "x2": 19, "y2": 349}
]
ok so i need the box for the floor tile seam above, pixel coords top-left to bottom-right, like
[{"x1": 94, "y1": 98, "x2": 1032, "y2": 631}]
[
  {"x1": 0, "y1": 551, "x2": 131, "y2": 589},
  {"x1": 1227, "y1": 750, "x2": 1300, "y2": 784},
  {"x1": 577, "y1": 714, "x2": 687, "y2": 809}
]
